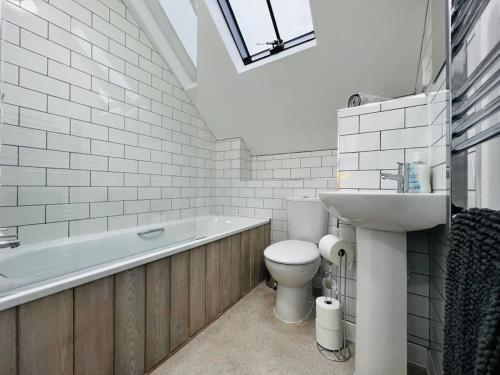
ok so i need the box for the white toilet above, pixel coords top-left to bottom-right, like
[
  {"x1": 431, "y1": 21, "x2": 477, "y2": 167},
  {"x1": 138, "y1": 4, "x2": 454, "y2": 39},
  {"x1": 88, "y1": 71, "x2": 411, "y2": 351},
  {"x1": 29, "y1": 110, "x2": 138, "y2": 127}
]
[{"x1": 264, "y1": 197, "x2": 328, "y2": 323}]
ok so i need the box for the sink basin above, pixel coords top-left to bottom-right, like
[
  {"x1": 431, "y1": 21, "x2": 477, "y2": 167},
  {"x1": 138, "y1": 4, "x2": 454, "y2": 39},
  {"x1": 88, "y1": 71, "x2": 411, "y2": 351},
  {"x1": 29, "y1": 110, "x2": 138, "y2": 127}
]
[
  {"x1": 318, "y1": 191, "x2": 447, "y2": 232},
  {"x1": 318, "y1": 190, "x2": 447, "y2": 375}
]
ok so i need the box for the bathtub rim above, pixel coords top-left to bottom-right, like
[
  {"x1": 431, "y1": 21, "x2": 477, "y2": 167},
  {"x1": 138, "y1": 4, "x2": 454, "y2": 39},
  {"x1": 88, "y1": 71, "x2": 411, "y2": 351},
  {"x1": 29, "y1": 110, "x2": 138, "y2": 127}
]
[{"x1": 0, "y1": 215, "x2": 270, "y2": 311}]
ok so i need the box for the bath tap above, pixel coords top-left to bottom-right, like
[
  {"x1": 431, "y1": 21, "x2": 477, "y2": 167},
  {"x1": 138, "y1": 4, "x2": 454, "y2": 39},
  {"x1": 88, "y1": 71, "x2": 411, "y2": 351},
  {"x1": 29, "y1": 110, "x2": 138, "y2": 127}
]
[
  {"x1": 0, "y1": 229, "x2": 21, "y2": 249},
  {"x1": 380, "y1": 162, "x2": 410, "y2": 193}
]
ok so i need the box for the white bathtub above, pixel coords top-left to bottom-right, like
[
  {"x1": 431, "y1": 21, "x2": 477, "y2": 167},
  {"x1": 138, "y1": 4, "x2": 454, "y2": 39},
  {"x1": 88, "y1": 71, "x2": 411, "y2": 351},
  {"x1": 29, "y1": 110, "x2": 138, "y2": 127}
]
[{"x1": 0, "y1": 215, "x2": 269, "y2": 311}]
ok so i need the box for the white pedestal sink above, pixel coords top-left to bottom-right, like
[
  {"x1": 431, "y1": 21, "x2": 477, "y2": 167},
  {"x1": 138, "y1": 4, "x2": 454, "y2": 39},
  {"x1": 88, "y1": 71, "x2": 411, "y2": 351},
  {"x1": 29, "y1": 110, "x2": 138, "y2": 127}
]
[{"x1": 318, "y1": 192, "x2": 446, "y2": 375}]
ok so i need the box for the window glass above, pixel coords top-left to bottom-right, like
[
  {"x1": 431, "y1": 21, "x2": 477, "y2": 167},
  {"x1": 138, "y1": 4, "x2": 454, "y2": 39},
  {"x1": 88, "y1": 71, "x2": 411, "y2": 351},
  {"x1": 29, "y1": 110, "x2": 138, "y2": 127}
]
[
  {"x1": 228, "y1": 0, "x2": 276, "y2": 56},
  {"x1": 218, "y1": 0, "x2": 315, "y2": 65},
  {"x1": 271, "y1": 0, "x2": 314, "y2": 42}
]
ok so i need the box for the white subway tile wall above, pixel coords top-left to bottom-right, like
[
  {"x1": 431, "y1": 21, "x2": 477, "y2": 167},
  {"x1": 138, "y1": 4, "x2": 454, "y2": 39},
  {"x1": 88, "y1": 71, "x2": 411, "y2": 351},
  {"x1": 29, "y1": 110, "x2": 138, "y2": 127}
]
[
  {"x1": 428, "y1": 224, "x2": 447, "y2": 374},
  {"x1": 214, "y1": 138, "x2": 338, "y2": 243},
  {"x1": 338, "y1": 94, "x2": 430, "y2": 191},
  {"x1": 0, "y1": 0, "x2": 217, "y2": 244}
]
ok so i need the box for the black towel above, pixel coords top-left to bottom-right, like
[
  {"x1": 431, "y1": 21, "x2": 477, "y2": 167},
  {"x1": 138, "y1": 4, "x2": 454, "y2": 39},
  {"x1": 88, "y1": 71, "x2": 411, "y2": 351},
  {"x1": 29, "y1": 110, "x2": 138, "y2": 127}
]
[{"x1": 444, "y1": 208, "x2": 500, "y2": 375}]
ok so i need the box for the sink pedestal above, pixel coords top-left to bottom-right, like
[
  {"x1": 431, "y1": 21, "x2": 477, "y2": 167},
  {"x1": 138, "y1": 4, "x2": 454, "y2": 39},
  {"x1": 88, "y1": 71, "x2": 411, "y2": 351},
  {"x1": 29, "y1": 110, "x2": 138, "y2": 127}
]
[{"x1": 355, "y1": 228, "x2": 407, "y2": 375}]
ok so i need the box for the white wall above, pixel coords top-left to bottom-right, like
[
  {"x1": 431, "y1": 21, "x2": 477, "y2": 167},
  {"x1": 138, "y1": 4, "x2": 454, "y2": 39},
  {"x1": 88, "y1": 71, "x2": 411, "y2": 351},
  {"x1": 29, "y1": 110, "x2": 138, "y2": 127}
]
[
  {"x1": 0, "y1": 0, "x2": 217, "y2": 244},
  {"x1": 195, "y1": 0, "x2": 427, "y2": 155}
]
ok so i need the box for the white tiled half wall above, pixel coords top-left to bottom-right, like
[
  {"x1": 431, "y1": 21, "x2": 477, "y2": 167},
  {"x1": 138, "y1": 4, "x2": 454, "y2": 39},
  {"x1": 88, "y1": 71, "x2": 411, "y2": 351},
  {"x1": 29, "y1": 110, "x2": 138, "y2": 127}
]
[
  {"x1": 0, "y1": 0, "x2": 217, "y2": 244},
  {"x1": 337, "y1": 94, "x2": 431, "y2": 191},
  {"x1": 214, "y1": 138, "x2": 338, "y2": 243}
]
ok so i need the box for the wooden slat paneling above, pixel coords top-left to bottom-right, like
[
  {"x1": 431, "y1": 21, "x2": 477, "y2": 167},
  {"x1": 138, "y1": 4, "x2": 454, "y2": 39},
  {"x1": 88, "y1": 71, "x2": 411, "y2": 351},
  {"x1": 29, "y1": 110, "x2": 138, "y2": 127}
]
[
  {"x1": 170, "y1": 251, "x2": 190, "y2": 351},
  {"x1": 258, "y1": 225, "x2": 267, "y2": 282},
  {"x1": 114, "y1": 267, "x2": 145, "y2": 375},
  {"x1": 74, "y1": 277, "x2": 114, "y2": 375},
  {"x1": 240, "y1": 230, "x2": 251, "y2": 295},
  {"x1": 145, "y1": 258, "x2": 170, "y2": 371},
  {"x1": 189, "y1": 245, "x2": 206, "y2": 335},
  {"x1": 250, "y1": 225, "x2": 267, "y2": 288},
  {"x1": 0, "y1": 308, "x2": 17, "y2": 375},
  {"x1": 250, "y1": 227, "x2": 260, "y2": 288},
  {"x1": 219, "y1": 236, "x2": 232, "y2": 310},
  {"x1": 230, "y1": 233, "x2": 242, "y2": 302},
  {"x1": 205, "y1": 241, "x2": 220, "y2": 321},
  {"x1": 264, "y1": 223, "x2": 271, "y2": 247},
  {"x1": 19, "y1": 290, "x2": 73, "y2": 375},
  {"x1": 264, "y1": 223, "x2": 271, "y2": 286}
]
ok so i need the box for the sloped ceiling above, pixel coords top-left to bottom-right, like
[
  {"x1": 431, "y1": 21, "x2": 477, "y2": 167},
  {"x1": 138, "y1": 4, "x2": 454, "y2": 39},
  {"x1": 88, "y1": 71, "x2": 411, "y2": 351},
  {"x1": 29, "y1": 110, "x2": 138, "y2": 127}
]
[{"x1": 192, "y1": 0, "x2": 427, "y2": 155}]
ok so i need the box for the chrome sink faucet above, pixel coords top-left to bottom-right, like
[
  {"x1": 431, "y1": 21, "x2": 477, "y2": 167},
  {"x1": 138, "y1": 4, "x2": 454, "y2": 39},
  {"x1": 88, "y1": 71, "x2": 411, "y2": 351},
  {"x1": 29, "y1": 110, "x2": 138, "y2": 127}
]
[
  {"x1": 0, "y1": 228, "x2": 21, "y2": 249},
  {"x1": 380, "y1": 162, "x2": 410, "y2": 193}
]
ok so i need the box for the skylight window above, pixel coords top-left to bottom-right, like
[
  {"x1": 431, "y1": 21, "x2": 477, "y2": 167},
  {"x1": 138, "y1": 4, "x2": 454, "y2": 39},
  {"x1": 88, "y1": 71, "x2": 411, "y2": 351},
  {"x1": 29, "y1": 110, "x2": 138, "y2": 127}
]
[{"x1": 217, "y1": 0, "x2": 315, "y2": 65}]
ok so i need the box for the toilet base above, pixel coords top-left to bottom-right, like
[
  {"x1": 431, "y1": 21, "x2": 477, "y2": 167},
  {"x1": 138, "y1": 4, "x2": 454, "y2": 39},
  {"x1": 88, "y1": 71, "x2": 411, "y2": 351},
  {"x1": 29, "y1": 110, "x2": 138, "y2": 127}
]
[{"x1": 274, "y1": 282, "x2": 314, "y2": 323}]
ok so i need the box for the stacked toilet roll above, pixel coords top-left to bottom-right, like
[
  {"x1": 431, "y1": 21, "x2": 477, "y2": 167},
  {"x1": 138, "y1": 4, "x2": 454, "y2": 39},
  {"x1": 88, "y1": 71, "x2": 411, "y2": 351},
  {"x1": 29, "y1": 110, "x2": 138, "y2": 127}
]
[
  {"x1": 315, "y1": 234, "x2": 355, "y2": 351},
  {"x1": 316, "y1": 297, "x2": 342, "y2": 350}
]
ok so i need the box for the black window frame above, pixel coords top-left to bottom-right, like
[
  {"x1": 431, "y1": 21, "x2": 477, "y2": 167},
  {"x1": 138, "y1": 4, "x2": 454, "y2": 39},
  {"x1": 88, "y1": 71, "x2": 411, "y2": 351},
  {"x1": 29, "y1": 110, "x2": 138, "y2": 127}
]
[{"x1": 217, "y1": 0, "x2": 315, "y2": 66}]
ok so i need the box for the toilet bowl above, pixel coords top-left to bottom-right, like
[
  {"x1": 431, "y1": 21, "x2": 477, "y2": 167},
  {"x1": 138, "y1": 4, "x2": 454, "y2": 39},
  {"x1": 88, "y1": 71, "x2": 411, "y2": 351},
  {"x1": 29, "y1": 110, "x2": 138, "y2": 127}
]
[
  {"x1": 265, "y1": 240, "x2": 321, "y2": 322},
  {"x1": 264, "y1": 197, "x2": 328, "y2": 323}
]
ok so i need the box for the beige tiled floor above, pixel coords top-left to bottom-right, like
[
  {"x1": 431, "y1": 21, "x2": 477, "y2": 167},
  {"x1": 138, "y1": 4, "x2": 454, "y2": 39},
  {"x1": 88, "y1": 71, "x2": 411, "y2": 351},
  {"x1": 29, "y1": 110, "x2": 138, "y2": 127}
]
[{"x1": 152, "y1": 283, "x2": 355, "y2": 375}]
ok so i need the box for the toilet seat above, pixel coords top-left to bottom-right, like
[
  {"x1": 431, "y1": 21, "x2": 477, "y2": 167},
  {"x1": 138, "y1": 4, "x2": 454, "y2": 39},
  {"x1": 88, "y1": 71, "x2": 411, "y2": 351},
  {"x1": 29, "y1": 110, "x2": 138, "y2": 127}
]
[{"x1": 264, "y1": 240, "x2": 319, "y2": 265}]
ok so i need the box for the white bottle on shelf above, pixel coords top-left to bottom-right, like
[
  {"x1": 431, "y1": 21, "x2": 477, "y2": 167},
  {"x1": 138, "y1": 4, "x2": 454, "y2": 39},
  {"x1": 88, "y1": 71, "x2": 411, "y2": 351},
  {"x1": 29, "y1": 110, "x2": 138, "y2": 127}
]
[{"x1": 408, "y1": 152, "x2": 431, "y2": 193}]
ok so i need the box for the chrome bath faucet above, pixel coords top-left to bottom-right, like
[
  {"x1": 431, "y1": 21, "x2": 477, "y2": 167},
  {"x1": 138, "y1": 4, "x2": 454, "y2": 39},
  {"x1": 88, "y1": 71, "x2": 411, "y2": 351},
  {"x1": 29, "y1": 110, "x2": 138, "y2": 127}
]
[
  {"x1": 380, "y1": 162, "x2": 410, "y2": 193},
  {"x1": 0, "y1": 229, "x2": 21, "y2": 249}
]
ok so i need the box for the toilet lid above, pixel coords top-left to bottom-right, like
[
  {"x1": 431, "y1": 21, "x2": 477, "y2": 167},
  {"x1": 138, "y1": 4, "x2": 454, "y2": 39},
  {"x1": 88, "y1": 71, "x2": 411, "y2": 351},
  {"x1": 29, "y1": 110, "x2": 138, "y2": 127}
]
[{"x1": 264, "y1": 240, "x2": 319, "y2": 265}]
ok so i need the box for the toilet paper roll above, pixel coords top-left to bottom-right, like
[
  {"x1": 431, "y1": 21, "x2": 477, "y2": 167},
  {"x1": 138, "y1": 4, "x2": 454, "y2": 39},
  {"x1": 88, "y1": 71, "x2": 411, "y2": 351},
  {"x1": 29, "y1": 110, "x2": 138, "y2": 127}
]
[
  {"x1": 316, "y1": 296, "x2": 341, "y2": 330},
  {"x1": 316, "y1": 319, "x2": 343, "y2": 351},
  {"x1": 318, "y1": 234, "x2": 355, "y2": 270}
]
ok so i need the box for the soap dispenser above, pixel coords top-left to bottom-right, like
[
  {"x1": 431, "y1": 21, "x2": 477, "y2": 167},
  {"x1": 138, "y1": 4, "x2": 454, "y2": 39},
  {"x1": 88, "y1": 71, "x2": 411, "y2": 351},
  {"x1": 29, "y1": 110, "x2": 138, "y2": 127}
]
[{"x1": 408, "y1": 152, "x2": 431, "y2": 193}]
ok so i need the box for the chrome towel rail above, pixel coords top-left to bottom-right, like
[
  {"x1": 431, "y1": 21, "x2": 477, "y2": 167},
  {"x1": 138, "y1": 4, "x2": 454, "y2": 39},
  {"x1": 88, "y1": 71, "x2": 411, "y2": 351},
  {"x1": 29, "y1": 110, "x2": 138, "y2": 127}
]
[
  {"x1": 452, "y1": 122, "x2": 500, "y2": 153},
  {"x1": 452, "y1": 96, "x2": 500, "y2": 137},
  {"x1": 452, "y1": 66, "x2": 500, "y2": 117},
  {"x1": 453, "y1": 40, "x2": 499, "y2": 100},
  {"x1": 450, "y1": 0, "x2": 500, "y2": 212},
  {"x1": 450, "y1": 0, "x2": 499, "y2": 154},
  {"x1": 451, "y1": 0, "x2": 490, "y2": 54}
]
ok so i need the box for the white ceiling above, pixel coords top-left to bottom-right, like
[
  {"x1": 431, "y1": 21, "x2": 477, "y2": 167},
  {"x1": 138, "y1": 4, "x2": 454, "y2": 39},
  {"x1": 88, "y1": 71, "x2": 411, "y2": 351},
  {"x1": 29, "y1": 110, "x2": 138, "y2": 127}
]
[{"x1": 192, "y1": 0, "x2": 427, "y2": 155}]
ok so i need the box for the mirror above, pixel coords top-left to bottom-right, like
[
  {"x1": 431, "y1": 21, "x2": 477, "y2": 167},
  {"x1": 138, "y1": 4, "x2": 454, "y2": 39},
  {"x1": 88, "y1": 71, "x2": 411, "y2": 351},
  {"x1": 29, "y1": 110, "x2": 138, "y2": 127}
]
[{"x1": 431, "y1": 0, "x2": 447, "y2": 82}]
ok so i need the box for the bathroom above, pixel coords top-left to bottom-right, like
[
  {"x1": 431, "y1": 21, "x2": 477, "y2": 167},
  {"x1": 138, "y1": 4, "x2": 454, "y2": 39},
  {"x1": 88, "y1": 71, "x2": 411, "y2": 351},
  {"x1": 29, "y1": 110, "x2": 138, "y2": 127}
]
[{"x1": 0, "y1": 0, "x2": 498, "y2": 374}]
